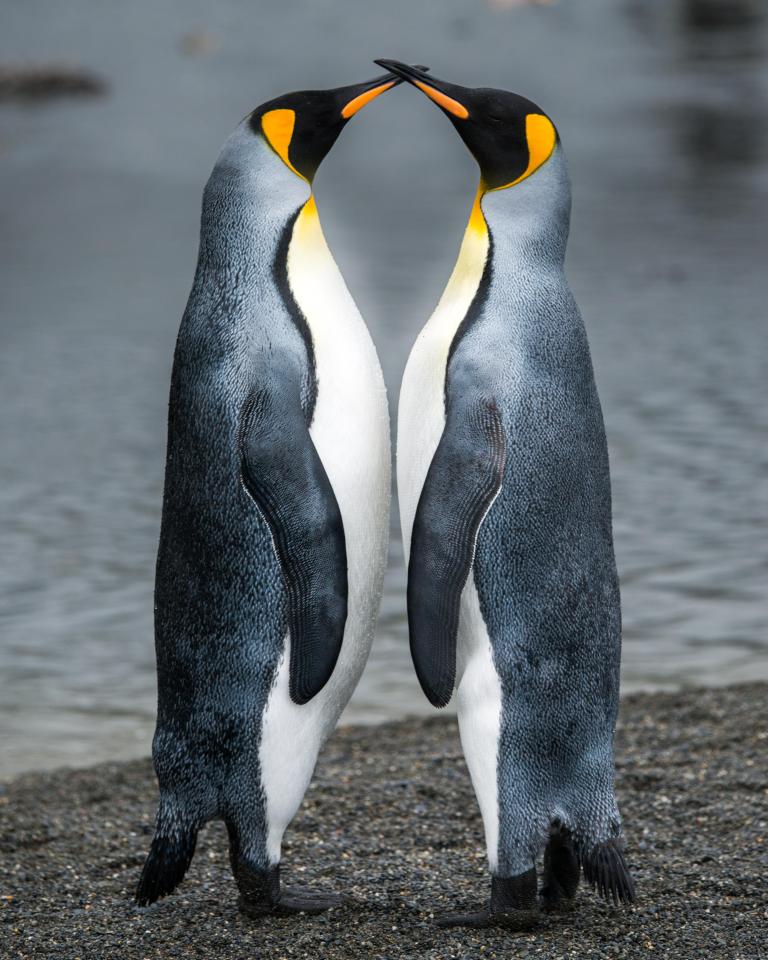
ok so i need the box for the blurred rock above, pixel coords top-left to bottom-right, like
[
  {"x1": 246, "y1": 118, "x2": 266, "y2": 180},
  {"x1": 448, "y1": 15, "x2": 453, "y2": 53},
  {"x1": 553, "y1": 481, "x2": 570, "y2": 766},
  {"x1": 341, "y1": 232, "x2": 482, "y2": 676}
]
[
  {"x1": 178, "y1": 31, "x2": 221, "y2": 57},
  {"x1": 682, "y1": 0, "x2": 763, "y2": 29},
  {"x1": 486, "y1": 0, "x2": 559, "y2": 9},
  {"x1": 0, "y1": 65, "x2": 106, "y2": 101}
]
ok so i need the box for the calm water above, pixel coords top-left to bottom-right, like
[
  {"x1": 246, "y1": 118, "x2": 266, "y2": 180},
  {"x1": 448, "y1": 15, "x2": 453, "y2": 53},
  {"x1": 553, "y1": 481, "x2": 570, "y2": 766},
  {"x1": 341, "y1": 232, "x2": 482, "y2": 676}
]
[{"x1": 1, "y1": 0, "x2": 767, "y2": 777}]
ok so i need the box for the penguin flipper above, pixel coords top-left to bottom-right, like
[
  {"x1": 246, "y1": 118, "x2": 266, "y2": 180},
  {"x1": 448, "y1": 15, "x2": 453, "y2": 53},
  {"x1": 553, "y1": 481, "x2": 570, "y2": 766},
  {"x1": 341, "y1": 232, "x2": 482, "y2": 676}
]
[
  {"x1": 408, "y1": 396, "x2": 506, "y2": 707},
  {"x1": 239, "y1": 388, "x2": 347, "y2": 705}
]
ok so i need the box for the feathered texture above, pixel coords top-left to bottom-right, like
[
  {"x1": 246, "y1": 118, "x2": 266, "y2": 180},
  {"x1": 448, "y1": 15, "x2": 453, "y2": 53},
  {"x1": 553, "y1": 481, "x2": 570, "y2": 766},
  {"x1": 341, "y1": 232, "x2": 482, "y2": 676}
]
[
  {"x1": 140, "y1": 116, "x2": 391, "y2": 910},
  {"x1": 136, "y1": 821, "x2": 198, "y2": 906},
  {"x1": 580, "y1": 838, "x2": 636, "y2": 906},
  {"x1": 541, "y1": 825, "x2": 581, "y2": 904}
]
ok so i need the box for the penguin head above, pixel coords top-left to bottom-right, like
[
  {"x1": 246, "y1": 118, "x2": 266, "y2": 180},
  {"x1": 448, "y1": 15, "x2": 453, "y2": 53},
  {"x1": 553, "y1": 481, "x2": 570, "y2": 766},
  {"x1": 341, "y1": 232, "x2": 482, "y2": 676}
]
[
  {"x1": 249, "y1": 70, "x2": 415, "y2": 183},
  {"x1": 374, "y1": 60, "x2": 558, "y2": 192}
]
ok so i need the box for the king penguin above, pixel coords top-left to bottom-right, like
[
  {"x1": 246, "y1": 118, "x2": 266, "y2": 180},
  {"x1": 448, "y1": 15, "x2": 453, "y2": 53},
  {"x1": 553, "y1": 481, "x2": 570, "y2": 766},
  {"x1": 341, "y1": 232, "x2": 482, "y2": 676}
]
[
  {"x1": 136, "y1": 71, "x2": 401, "y2": 917},
  {"x1": 378, "y1": 60, "x2": 636, "y2": 928}
]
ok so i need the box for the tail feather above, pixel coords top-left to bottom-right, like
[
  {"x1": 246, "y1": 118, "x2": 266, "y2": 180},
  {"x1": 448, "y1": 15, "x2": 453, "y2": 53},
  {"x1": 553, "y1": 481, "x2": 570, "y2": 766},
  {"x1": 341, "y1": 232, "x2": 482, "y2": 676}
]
[
  {"x1": 581, "y1": 838, "x2": 636, "y2": 905},
  {"x1": 136, "y1": 818, "x2": 198, "y2": 906}
]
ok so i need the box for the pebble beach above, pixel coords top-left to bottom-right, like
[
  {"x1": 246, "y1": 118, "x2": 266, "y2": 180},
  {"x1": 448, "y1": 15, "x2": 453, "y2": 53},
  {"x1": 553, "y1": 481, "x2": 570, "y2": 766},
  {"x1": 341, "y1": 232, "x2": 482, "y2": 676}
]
[{"x1": 1, "y1": 683, "x2": 766, "y2": 959}]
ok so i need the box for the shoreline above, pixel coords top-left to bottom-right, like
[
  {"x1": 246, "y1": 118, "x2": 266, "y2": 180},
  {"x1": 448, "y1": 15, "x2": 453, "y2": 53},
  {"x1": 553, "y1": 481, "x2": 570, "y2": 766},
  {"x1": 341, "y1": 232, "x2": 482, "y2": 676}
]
[
  {"x1": 0, "y1": 680, "x2": 740, "y2": 784},
  {"x1": 1, "y1": 683, "x2": 766, "y2": 959}
]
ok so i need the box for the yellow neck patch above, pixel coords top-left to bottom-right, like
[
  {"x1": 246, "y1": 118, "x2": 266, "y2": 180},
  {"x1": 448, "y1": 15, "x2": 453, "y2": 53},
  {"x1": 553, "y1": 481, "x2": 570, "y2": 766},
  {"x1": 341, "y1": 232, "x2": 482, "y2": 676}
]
[
  {"x1": 451, "y1": 186, "x2": 489, "y2": 293},
  {"x1": 467, "y1": 186, "x2": 487, "y2": 237},
  {"x1": 261, "y1": 108, "x2": 305, "y2": 180},
  {"x1": 298, "y1": 192, "x2": 319, "y2": 224},
  {"x1": 493, "y1": 113, "x2": 556, "y2": 191}
]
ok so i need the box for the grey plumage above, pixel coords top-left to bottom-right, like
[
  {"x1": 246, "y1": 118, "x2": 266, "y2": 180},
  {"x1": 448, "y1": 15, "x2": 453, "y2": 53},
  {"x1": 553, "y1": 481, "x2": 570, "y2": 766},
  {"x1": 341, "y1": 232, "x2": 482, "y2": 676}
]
[
  {"x1": 139, "y1": 131, "x2": 310, "y2": 902},
  {"x1": 467, "y1": 149, "x2": 626, "y2": 877},
  {"x1": 398, "y1": 119, "x2": 635, "y2": 921},
  {"x1": 136, "y1": 102, "x2": 393, "y2": 913}
]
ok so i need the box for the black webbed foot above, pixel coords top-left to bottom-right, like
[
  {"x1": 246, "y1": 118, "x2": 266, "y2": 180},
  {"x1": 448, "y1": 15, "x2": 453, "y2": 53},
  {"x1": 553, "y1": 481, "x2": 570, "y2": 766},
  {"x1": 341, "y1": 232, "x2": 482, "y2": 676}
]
[
  {"x1": 540, "y1": 825, "x2": 580, "y2": 911},
  {"x1": 233, "y1": 862, "x2": 344, "y2": 919},
  {"x1": 436, "y1": 868, "x2": 539, "y2": 930},
  {"x1": 275, "y1": 886, "x2": 345, "y2": 916},
  {"x1": 437, "y1": 906, "x2": 539, "y2": 930}
]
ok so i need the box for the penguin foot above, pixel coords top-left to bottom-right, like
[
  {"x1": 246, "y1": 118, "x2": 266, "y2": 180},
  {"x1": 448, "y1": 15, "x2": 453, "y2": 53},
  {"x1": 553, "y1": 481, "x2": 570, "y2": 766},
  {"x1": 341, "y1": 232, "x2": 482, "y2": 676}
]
[
  {"x1": 540, "y1": 825, "x2": 580, "y2": 911},
  {"x1": 275, "y1": 887, "x2": 346, "y2": 916},
  {"x1": 234, "y1": 862, "x2": 344, "y2": 919},
  {"x1": 437, "y1": 906, "x2": 539, "y2": 930},
  {"x1": 436, "y1": 868, "x2": 539, "y2": 930},
  {"x1": 539, "y1": 891, "x2": 576, "y2": 914}
]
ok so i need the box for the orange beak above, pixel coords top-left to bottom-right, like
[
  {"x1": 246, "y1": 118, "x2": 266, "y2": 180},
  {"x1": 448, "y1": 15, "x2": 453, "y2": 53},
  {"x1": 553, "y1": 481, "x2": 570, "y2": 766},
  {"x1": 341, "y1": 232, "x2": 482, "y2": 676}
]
[{"x1": 374, "y1": 60, "x2": 469, "y2": 119}]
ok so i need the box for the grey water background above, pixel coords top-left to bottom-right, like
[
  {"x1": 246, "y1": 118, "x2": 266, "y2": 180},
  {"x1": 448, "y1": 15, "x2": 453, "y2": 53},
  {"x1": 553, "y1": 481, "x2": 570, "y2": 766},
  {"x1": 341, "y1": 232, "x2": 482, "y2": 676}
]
[{"x1": 1, "y1": 0, "x2": 766, "y2": 778}]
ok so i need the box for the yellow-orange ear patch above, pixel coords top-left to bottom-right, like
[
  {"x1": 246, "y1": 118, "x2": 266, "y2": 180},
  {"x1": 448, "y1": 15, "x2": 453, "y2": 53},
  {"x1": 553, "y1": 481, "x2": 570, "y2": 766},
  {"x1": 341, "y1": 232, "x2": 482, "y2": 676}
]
[
  {"x1": 261, "y1": 108, "x2": 304, "y2": 179},
  {"x1": 341, "y1": 81, "x2": 396, "y2": 119},
  {"x1": 499, "y1": 113, "x2": 556, "y2": 189},
  {"x1": 414, "y1": 81, "x2": 469, "y2": 120}
]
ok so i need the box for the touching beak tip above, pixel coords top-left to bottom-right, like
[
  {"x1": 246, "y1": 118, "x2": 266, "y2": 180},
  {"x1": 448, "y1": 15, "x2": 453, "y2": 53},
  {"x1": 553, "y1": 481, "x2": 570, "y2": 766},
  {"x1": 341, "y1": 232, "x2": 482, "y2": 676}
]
[
  {"x1": 373, "y1": 61, "x2": 469, "y2": 120},
  {"x1": 373, "y1": 59, "x2": 424, "y2": 83}
]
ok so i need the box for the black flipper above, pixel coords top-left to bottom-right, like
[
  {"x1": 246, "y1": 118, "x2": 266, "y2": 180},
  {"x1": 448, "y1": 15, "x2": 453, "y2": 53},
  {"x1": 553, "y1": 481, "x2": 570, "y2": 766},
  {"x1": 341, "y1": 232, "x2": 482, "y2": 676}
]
[
  {"x1": 581, "y1": 839, "x2": 636, "y2": 906},
  {"x1": 407, "y1": 397, "x2": 506, "y2": 707},
  {"x1": 239, "y1": 388, "x2": 347, "y2": 705}
]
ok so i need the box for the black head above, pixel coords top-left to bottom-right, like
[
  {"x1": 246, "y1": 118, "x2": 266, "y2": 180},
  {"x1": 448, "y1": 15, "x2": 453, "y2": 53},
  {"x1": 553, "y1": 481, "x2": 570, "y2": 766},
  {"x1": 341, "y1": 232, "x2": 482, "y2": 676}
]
[
  {"x1": 250, "y1": 69, "x2": 422, "y2": 182},
  {"x1": 375, "y1": 60, "x2": 558, "y2": 191}
]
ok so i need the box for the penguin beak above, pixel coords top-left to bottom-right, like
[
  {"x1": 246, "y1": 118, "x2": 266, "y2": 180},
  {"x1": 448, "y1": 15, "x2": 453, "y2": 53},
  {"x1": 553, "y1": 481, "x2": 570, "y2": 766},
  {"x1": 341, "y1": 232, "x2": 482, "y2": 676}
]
[
  {"x1": 256, "y1": 65, "x2": 430, "y2": 183},
  {"x1": 338, "y1": 73, "x2": 399, "y2": 119},
  {"x1": 373, "y1": 60, "x2": 470, "y2": 120},
  {"x1": 372, "y1": 60, "x2": 558, "y2": 192},
  {"x1": 337, "y1": 65, "x2": 431, "y2": 120}
]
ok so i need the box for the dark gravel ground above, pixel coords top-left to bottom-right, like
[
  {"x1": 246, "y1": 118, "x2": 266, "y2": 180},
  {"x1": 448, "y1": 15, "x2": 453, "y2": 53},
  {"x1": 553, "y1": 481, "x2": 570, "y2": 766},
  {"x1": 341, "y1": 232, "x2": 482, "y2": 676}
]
[{"x1": 1, "y1": 683, "x2": 766, "y2": 959}]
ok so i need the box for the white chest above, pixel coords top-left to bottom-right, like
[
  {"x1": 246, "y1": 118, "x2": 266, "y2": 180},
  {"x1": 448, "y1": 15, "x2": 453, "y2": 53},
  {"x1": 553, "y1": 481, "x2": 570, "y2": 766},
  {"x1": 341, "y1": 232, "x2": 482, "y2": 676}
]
[
  {"x1": 286, "y1": 194, "x2": 391, "y2": 682},
  {"x1": 257, "y1": 196, "x2": 392, "y2": 863},
  {"x1": 396, "y1": 195, "x2": 489, "y2": 558}
]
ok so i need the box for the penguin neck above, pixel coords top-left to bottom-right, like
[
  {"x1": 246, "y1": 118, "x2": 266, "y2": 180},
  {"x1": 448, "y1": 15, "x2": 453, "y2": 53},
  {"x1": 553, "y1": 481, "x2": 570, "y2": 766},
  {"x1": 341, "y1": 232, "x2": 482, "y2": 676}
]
[
  {"x1": 436, "y1": 189, "x2": 492, "y2": 319},
  {"x1": 198, "y1": 125, "x2": 311, "y2": 275},
  {"x1": 288, "y1": 193, "x2": 333, "y2": 264},
  {"x1": 479, "y1": 144, "x2": 572, "y2": 272}
]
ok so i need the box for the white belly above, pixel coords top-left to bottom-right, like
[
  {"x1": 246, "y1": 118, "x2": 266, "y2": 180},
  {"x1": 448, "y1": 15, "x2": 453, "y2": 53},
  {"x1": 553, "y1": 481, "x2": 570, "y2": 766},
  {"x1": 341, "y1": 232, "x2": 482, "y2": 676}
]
[
  {"x1": 259, "y1": 196, "x2": 391, "y2": 861},
  {"x1": 397, "y1": 194, "x2": 502, "y2": 870}
]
